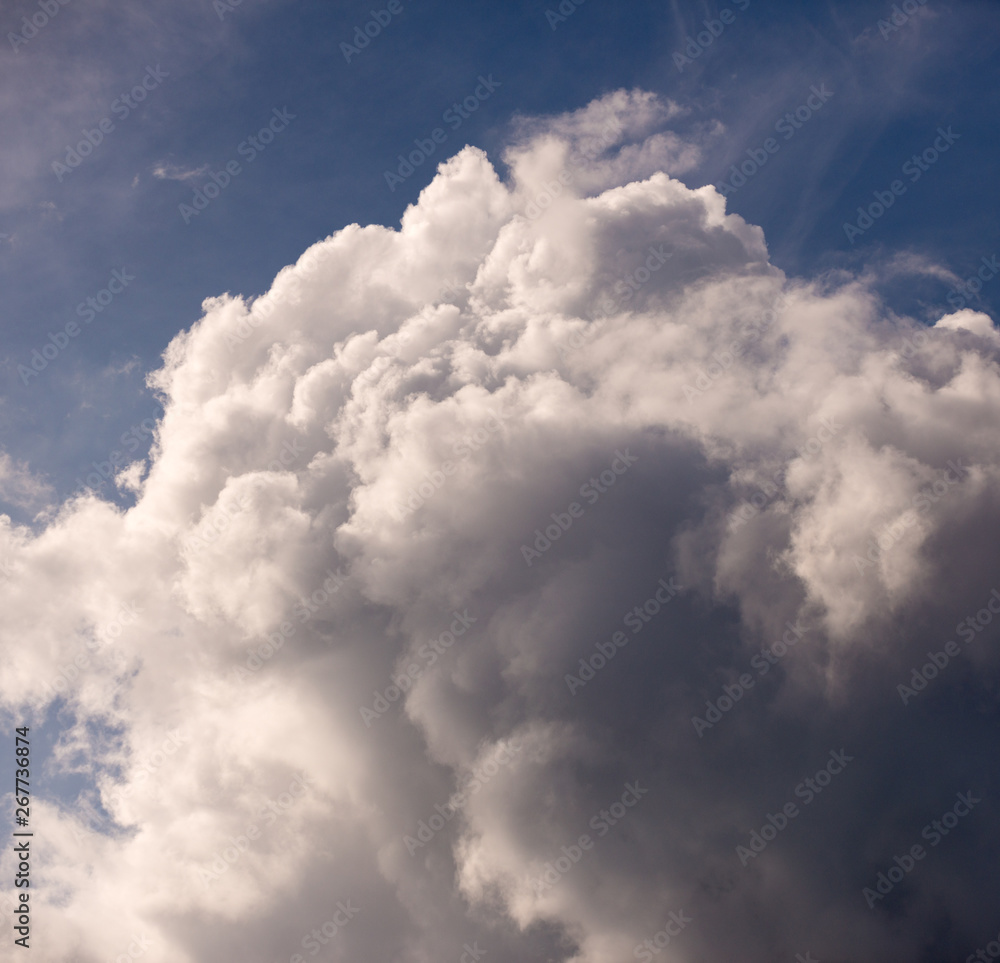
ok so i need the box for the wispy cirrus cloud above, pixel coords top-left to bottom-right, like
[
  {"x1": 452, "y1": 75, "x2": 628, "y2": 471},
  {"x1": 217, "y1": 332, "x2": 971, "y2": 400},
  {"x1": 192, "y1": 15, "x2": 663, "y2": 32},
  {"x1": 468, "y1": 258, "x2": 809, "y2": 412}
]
[{"x1": 151, "y1": 161, "x2": 209, "y2": 182}]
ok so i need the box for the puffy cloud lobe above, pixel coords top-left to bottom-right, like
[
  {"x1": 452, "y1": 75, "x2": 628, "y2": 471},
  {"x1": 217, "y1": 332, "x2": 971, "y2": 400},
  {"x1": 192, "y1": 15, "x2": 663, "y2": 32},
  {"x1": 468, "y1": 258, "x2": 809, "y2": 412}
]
[{"x1": 1, "y1": 90, "x2": 1000, "y2": 962}]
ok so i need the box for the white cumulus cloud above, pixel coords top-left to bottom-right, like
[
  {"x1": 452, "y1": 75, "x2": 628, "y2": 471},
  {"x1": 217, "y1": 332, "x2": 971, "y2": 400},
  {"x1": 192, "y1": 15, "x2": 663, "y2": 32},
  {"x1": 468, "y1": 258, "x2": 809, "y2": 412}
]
[{"x1": 2, "y1": 89, "x2": 999, "y2": 963}]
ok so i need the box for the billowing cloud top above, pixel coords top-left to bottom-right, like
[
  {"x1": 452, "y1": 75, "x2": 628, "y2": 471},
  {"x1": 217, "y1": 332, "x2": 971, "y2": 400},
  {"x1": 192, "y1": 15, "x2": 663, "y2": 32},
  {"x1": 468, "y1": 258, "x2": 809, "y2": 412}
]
[{"x1": 2, "y1": 89, "x2": 999, "y2": 963}]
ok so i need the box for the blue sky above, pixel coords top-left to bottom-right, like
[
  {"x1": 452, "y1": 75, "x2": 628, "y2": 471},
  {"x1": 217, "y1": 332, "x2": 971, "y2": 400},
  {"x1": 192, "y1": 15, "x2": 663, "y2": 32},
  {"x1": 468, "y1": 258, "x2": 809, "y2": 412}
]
[
  {"x1": 3, "y1": 6, "x2": 1000, "y2": 960},
  {"x1": 1, "y1": 0, "x2": 998, "y2": 515}
]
